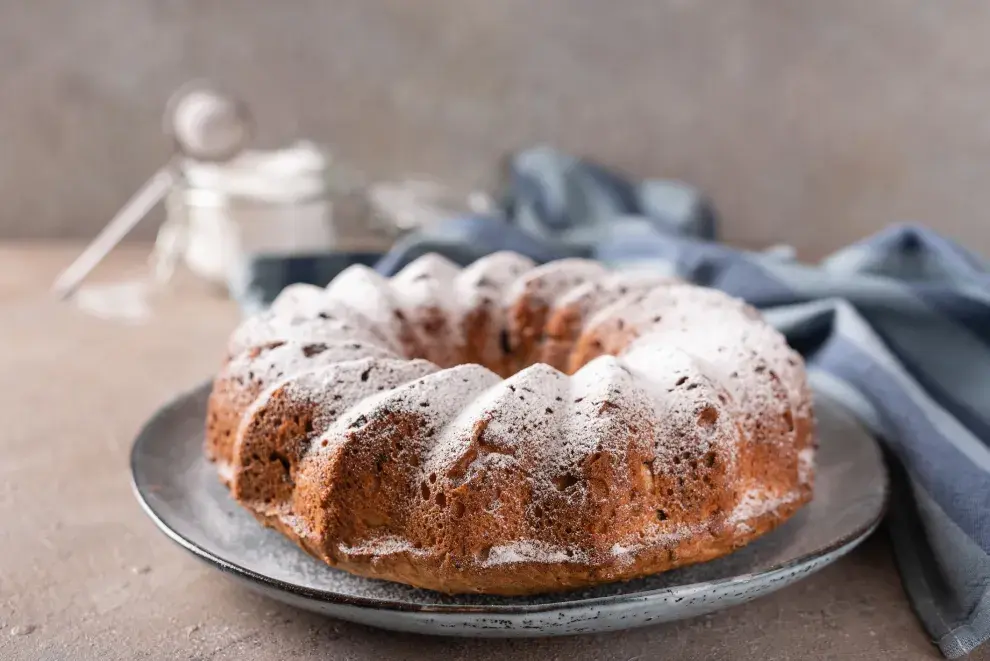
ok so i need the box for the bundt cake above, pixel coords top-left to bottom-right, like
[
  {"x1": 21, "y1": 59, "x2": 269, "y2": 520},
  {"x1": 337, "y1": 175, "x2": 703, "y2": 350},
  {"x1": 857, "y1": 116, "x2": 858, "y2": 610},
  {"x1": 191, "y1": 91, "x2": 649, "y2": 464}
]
[{"x1": 205, "y1": 252, "x2": 815, "y2": 595}]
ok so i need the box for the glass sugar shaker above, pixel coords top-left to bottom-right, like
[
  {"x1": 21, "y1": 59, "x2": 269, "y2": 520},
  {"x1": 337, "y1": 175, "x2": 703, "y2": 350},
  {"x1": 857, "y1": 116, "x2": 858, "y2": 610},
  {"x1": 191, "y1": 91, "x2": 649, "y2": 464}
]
[
  {"x1": 52, "y1": 80, "x2": 253, "y2": 299},
  {"x1": 160, "y1": 142, "x2": 330, "y2": 290}
]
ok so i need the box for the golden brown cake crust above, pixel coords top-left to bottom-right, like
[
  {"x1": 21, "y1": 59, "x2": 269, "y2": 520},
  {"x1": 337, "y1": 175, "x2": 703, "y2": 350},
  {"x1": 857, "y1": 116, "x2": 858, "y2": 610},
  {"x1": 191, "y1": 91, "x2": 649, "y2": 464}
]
[{"x1": 205, "y1": 253, "x2": 815, "y2": 595}]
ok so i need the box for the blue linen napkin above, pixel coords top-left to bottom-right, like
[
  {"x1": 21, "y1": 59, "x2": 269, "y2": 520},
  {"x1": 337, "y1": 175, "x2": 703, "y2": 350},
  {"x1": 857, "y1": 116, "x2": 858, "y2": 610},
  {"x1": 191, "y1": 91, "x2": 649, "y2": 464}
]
[{"x1": 375, "y1": 147, "x2": 990, "y2": 658}]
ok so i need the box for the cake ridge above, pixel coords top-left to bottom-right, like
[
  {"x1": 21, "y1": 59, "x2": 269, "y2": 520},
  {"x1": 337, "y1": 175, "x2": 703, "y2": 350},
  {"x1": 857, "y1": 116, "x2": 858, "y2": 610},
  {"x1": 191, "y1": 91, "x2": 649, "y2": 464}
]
[
  {"x1": 422, "y1": 362, "x2": 571, "y2": 488},
  {"x1": 228, "y1": 357, "x2": 440, "y2": 513},
  {"x1": 453, "y1": 251, "x2": 537, "y2": 374},
  {"x1": 388, "y1": 253, "x2": 466, "y2": 368},
  {"x1": 227, "y1": 307, "x2": 399, "y2": 359},
  {"x1": 311, "y1": 363, "x2": 500, "y2": 460},
  {"x1": 321, "y1": 264, "x2": 413, "y2": 354}
]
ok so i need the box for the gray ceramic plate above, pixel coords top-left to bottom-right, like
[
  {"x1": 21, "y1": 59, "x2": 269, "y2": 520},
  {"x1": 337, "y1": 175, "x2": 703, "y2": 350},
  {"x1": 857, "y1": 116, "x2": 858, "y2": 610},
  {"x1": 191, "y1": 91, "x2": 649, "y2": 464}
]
[{"x1": 131, "y1": 381, "x2": 887, "y2": 637}]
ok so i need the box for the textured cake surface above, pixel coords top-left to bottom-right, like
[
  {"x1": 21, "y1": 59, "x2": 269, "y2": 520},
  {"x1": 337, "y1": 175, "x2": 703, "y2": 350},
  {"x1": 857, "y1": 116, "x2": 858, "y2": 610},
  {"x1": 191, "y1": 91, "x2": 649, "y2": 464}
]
[{"x1": 205, "y1": 252, "x2": 815, "y2": 595}]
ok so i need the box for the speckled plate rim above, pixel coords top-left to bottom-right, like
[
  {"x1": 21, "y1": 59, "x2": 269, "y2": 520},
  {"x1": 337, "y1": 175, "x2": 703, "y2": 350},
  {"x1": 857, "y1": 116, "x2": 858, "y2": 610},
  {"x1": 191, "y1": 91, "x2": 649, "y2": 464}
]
[{"x1": 131, "y1": 380, "x2": 888, "y2": 617}]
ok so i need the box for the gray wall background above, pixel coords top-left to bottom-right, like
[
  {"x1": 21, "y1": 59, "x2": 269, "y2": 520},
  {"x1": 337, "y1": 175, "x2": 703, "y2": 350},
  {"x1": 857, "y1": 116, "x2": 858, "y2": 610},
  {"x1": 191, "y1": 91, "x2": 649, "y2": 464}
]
[{"x1": 5, "y1": 0, "x2": 990, "y2": 259}]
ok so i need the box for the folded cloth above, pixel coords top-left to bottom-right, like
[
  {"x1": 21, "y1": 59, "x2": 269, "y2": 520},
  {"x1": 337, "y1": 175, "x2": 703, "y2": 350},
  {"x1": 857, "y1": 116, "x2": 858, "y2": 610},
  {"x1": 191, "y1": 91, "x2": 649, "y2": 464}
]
[{"x1": 376, "y1": 147, "x2": 990, "y2": 658}]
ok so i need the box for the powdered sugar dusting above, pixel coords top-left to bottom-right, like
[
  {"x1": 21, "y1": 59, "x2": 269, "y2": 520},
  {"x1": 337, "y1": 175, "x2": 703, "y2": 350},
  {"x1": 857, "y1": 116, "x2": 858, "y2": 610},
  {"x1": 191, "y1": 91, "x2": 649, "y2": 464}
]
[
  {"x1": 225, "y1": 340, "x2": 397, "y2": 388},
  {"x1": 216, "y1": 459, "x2": 235, "y2": 484},
  {"x1": 610, "y1": 520, "x2": 713, "y2": 567},
  {"x1": 456, "y1": 252, "x2": 536, "y2": 308},
  {"x1": 560, "y1": 356, "x2": 655, "y2": 461},
  {"x1": 280, "y1": 512, "x2": 312, "y2": 538},
  {"x1": 340, "y1": 535, "x2": 429, "y2": 557},
  {"x1": 280, "y1": 358, "x2": 439, "y2": 423},
  {"x1": 730, "y1": 488, "x2": 800, "y2": 530},
  {"x1": 554, "y1": 271, "x2": 678, "y2": 322},
  {"x1": 452, "y1": 252, "x2": 537, "y2": 370},
  {"x1": 798, "y1": 447, "x2": 815, "y2": 485},
  {"x1": 391, "y1": 254, "x2": 462, "y2": 304},
  {"x1": 610, "y1": 542, "x2": 641, "y2": 557},
  {"x1": 483, "y1": 540, "x2": 584, "y2": 566},
  {"x1": 389, "y1": 254, "x2": 466, "y2": 367},
  {"x1": 323, "y1": 265, "x2": 398, "y2": 326},
  {"x1": 268, "y1": 279, "x2": 407, "y2": 353},
  {"x1": 228, "y1": 308, "x2": 397, "y2": 358},
  {"x1": 600, "y1": 283, "x2": 806, "y2": 451},
  {"x1": 424, "y1": 363, "x2": 570, "y2": 481},
  {"x1": 506, "y1": 258, "x2": 608, "y2": 307},
  {"x1": 270, "y1": 283, "x2": 327, "y2": 315},
  {"x1": 619, "y1": 343, "x2": 741, "y2": 472},
  {"x1": 315, "y1": 363, "x2": 502, "y2": 456},
  {"x1": 644, "y1": 520, "x2": 710, "y2": 550}
]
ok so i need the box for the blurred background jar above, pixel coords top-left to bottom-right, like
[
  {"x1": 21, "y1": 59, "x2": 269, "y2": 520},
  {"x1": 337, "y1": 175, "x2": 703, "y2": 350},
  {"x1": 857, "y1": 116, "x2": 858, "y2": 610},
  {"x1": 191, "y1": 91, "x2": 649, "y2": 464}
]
[{"x1": 157, "y1": 141, "x2": 398, "y2": 306}]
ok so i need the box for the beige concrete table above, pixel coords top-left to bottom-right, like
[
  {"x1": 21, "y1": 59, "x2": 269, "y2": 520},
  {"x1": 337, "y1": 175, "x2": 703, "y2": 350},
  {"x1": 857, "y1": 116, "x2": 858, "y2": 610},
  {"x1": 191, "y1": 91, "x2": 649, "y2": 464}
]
[{"x1": 0, "y1": 244, "x2": 974, "y2": 660}]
